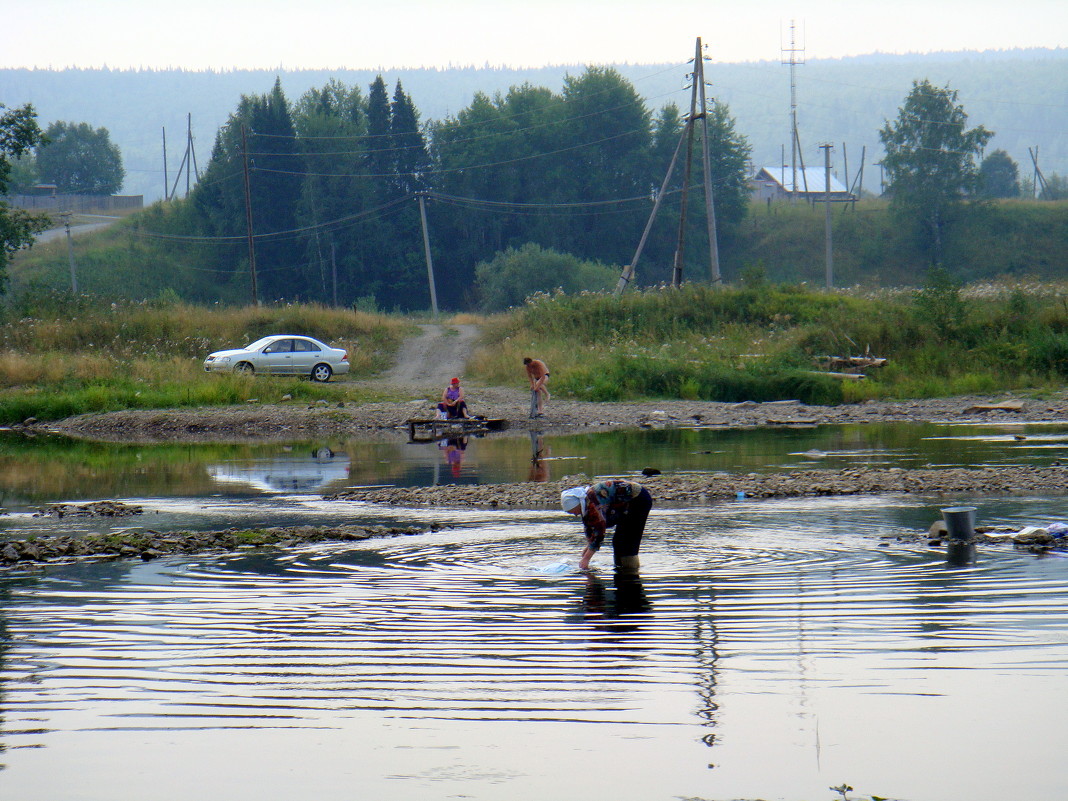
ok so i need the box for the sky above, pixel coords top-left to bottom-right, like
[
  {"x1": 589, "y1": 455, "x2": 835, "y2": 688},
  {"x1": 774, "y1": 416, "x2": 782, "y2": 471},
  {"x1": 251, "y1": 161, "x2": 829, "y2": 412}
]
[{"x1": 6, "y1": 0, "x2": 1066, "y2": 71}]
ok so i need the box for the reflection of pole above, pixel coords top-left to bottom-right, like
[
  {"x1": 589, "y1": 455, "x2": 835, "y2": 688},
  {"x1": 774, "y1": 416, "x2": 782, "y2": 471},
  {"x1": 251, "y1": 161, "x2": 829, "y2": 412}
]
[
  {"x1": 62, "y1": 213, "x2": 78, "y2": 293},
  {"x1": 418, "y1": 193, "x2": 439, "y2": 316}
]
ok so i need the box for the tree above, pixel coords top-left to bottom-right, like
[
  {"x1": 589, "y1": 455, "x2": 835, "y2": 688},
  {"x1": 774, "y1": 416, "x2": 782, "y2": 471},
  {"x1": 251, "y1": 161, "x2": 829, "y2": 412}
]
[
  {"x1": 696, "y1": 100, "x2": 752, "y2": 237},
  {"x1": 879, "y1": 79, "x2": 992, "y2": 264},
  {"x1": 1040, "y1": 173, "x2": 1068, "y2": 201},
  {"x1": 292, "y1": 80, "x2": 369, "y2": 304},
  {"x1": 0, "y1": 102, "x2": 48, "y2": 291},
  {"x1": 390, "y1": 80, "x2": 431, "y2": 196},
  {"x1": 979, "y1": 149, "x2": 1019, "y2": 198},
  {"x1": 475, "y1": 243, "x2": 618, "y2": 311},
  {"x1": 36, "y1": 121, "x2": 124, "y2": 194}
]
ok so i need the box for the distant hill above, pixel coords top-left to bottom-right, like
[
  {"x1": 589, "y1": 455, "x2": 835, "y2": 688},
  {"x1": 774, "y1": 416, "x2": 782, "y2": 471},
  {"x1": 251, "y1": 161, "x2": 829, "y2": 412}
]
[{"x1": 2, "y1": 48, "x2": 1065, "y2": 201}]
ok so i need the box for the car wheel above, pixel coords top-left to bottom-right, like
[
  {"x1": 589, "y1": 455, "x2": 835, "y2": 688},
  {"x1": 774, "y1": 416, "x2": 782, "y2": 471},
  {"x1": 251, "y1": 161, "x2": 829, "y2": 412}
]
[
  {"x1": 234, "y1": 361, "x2": 255, "y2": 374},
  {"x1": 311, "y1": 363, "x2": 333, "y2": 382}
]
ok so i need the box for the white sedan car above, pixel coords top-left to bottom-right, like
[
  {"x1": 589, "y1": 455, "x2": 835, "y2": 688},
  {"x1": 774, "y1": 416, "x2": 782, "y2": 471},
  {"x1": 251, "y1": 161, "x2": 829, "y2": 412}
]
[{"x1": 203, "y1": 335, "x2": 349, "y2": 382}]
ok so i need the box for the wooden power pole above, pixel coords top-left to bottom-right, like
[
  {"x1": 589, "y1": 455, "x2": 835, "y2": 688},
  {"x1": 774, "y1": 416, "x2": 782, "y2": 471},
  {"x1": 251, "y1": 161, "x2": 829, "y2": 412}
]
[
  {"x1": 618, "y1": 37, "x2": 721, "y2": 293},
  {"x1": 419, "y1": 193, "x2": 439, "y2": 316},
  {"x1": 820, "y1": 142, "x2": 834, "y2": 288},
  {"x1": 240, "y1": 124, "x2": 259, "y2": 306}
]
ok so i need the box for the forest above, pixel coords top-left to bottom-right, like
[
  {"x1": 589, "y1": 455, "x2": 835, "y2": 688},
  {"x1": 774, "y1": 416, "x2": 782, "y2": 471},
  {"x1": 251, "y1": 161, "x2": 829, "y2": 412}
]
[
  {"x1": 52, "y1": 67, "x2": 754, "y2": 311},
  {"x1": 1, "y1": 48, "x2": 1064, "y2": 202},
  {"x1": 3, "y1": 49, "x2": 1067, "y2": 311}
]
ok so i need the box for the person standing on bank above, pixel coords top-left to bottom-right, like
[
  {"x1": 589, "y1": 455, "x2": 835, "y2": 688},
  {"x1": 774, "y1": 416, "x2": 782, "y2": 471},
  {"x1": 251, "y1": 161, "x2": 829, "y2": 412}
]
[
  {"x1": 523, "y1": 357, "x2": 549, "y2": 418},
  {"x1": 561, "y1": 479, "x2": 652, "y2": 570}
]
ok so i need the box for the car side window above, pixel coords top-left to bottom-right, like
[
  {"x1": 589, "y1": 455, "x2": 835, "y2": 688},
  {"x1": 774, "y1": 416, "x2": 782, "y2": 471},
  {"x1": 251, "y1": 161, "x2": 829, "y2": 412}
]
[
  {"x1": 264, "y1": 339, "x2": 292, "y2": 354},
  {"x1": 294, "y1": 339, "x2": 320, "y2": 352}
]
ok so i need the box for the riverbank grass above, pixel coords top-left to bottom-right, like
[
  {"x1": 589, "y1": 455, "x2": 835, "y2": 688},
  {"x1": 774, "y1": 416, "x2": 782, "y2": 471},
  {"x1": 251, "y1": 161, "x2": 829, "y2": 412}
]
[
  {"x1": 0, "y1": 300, "x2": 415, "y2": 423},
  {"x1": 469, "y1": 279, "x2": 1068, "y2": 403}
]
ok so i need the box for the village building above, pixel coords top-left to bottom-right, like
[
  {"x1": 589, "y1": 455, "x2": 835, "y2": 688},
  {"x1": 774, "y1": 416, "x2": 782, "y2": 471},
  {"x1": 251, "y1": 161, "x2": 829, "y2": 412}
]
[{"x1": 749, "y1": 165, "x2": 854, "y2": 203}]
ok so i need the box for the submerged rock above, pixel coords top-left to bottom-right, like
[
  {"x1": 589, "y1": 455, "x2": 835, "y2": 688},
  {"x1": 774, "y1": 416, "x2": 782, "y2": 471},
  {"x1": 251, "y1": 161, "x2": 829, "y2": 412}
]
[
  {"x1": 34, "y1": 501, "x2": 143, "y2": 518},
  {"x1": 0, "y1": 524, "x2": 428, "y2": 568}
]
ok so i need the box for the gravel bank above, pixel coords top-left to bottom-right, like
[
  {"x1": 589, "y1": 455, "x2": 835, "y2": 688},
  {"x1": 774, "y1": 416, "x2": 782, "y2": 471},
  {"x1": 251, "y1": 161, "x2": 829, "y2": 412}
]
[
  {"x1": 326, "y1": 465, "x2": 1068, "y2": 508},
  {"x1": 1, "y1": 520, "x2": 430, "y2": 568},
  {"x1": 42, "y1": 386, "x2": 1068, "y2": 443}
]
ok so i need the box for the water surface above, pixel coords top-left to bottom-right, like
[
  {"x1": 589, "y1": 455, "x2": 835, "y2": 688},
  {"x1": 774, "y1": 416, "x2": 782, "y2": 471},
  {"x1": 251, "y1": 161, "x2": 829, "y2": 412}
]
[{"x1": 2, "y1": 496, "x2": 1067, "y2": 801}]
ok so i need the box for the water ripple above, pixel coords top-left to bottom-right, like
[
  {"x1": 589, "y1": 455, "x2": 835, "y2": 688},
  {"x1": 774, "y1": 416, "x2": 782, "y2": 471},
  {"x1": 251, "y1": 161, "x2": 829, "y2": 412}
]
[{"x1": 4, "y1": 501, "x2": 1068, "y2": 800}]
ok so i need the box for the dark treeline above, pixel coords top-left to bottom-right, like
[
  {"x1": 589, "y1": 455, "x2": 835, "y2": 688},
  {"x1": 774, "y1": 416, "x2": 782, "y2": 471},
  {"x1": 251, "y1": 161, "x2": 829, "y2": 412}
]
[
  {"x1": 3, "y1": 50, "x2": 1065, "y2": 204},
  {"x1": 142, "y1": 69, "x2": 752, "y2": 310}
]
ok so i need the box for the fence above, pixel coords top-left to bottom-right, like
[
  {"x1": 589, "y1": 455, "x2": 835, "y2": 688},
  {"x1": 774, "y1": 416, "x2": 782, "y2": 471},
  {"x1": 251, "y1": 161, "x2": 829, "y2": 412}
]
[{"x1": 7, "y1": 194, "x2": 144, "y2": 213}]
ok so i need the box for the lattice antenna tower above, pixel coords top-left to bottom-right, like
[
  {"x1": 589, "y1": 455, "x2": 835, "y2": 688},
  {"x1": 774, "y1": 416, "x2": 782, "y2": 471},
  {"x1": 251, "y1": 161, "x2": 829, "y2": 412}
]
[{"x1": 781, "y1": 19, "x2": 805, "y2": 202}]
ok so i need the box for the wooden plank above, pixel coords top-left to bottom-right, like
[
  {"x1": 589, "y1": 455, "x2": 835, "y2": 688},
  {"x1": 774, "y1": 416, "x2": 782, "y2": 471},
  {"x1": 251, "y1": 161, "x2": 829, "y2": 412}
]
[{"x1": 965, "y1": 400, "x2": 1025, "y2": 413}]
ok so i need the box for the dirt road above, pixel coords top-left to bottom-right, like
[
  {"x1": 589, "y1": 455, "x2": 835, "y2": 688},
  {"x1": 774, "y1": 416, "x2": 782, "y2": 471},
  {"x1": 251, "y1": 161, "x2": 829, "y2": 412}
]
[{"x1": 380, "y1": 323, "x2": 481, "y2": 388}]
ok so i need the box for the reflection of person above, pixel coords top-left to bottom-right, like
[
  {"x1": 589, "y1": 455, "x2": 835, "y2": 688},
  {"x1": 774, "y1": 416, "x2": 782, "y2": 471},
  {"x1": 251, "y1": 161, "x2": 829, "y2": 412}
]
[
  {"x1": 523, "y1": 357, "x2": 549, "y2": 418},
  {"x1": 437, "y1": 377, "x2": 470, "y2": 419},
  {"x1": 581, "y1": 571, "x2": 651, "y2": 623},
  {"x1": 528, "y1": 431, "x2": 549, "y2": 482},
  {"x1": 444, "y1": 436, "x2": 468, "y2": 477},
  {"x1": 561, "y1": 479, "x2": 652, "y2": 570}
]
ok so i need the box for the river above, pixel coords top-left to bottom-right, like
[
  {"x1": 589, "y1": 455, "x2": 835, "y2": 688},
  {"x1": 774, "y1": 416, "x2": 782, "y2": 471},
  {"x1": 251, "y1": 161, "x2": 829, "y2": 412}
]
[{"x1": 1, "y1": 423, "x2": 1067, "y2": 800}]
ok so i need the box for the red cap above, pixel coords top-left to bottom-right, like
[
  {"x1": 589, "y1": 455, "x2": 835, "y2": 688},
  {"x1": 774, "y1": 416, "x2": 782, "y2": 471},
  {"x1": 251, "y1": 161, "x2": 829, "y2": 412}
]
[{"x1": 451, "y1": 377, "x2": 460, "y2": 384}]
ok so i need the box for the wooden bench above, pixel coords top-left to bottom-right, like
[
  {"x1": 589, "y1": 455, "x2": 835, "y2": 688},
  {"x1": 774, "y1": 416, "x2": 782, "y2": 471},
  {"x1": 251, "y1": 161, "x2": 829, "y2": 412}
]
[{"x1": 406, "y1": 417, "x2": 509, "y2": 442}]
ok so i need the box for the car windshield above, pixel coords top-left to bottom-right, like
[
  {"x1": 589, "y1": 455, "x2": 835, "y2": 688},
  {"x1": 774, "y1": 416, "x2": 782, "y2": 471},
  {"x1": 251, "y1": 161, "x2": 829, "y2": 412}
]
[{"x1": 245, "y1": 337, "x2": 277, "y2": 351}]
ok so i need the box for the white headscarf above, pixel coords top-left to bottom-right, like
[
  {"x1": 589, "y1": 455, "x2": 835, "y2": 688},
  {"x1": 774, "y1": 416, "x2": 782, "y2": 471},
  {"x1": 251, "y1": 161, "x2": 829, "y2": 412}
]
[{"x1": 560, "y1": 486, "x2": 589, "y2": 515}]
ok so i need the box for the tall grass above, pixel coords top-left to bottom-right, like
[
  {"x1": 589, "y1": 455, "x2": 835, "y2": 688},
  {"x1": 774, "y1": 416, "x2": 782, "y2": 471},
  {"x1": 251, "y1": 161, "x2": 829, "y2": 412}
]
[
  {"x1": 0, "y1": 298, "x2": 415, "y2": 423},
  {"x1": 470, "y1": 280, "x2": 1068, "y2": 404}
]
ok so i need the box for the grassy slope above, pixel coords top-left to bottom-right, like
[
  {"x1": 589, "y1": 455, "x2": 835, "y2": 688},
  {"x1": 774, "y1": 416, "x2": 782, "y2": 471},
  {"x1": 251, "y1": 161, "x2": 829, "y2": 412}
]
[
  {"x1": 468, "y1": 281, "x2": 1068, "y2": 405},
  {"x1": 0, "y1": 300, "x2": 416, "y2": 423}
]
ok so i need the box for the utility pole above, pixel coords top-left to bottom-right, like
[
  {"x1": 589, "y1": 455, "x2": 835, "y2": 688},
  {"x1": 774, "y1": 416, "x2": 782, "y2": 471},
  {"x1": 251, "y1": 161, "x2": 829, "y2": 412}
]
[
  {"x1": 162, "y1": 127, "x2": 169, "y2": 201},
  {"x1": 61, "y1": 211, "x2": 78, "y2": 293},
  {"x1": 842, "y1": 142, "x2": 849, "y2": 197},
  {"x1": 782, "y1": 20, "x2": 805, "y2": 203},
  {"x1": 614, "y1": 130, "x2": 686, "y2": 294},
  {"x1": 240, "y1": 124, "x2": 259, "y2": 306},
  {"x1": 850, "y1": 146, "x2": 866, "y2": 200},
  {"x1": 330, "y1": 239, "x2": 339, "y2": 308},
  {"x1": 418, "y1": 193, "x2": 439, "y2": 316},
  {"x1": 187, "y1": 113, "x2": 199, "y2": 182},
  {"x1": 820, "y1": 143, "x2": 834, "y2": 288},
  {"x1": 1029, "y1": 147, "x2": 1048, "y2": 198},
  {"x1": 617, "y1": 37, "x2": 721, "y2": 292},
  {"x1": 185, "y1": 113, "x2": 192, "y2": 196},
  {"x1": 696, "y1": 39, "x2": 721, "y2": 284},
  {"x1": 672, "y1": 40, "x2": 701, "y2": 288}
]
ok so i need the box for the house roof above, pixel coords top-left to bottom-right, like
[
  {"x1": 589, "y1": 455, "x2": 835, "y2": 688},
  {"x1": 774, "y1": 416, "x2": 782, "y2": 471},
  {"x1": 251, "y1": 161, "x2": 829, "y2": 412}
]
[{"x1": 754, "y1": 166, "x2": 850, "y2": 194}]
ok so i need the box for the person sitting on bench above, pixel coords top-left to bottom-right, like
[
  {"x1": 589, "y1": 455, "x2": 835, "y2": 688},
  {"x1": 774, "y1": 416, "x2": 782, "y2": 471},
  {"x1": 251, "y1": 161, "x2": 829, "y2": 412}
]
[{"x1": 437, "y1": 377, "x2": 470, "y2": 419}]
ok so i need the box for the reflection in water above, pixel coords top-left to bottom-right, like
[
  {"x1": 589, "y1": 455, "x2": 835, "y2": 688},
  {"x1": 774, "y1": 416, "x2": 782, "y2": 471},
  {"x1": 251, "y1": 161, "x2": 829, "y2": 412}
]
[
  {"x1": 578, "y1": 571, "x2": 653, "y2": 628},
  {"x1": 528, "y1": 431, "x2": 550, "y2": 483},
  {"x1": 4, "y1": 497, "x2": 1068, "y2": 800},
  {"x1": 3, "y1": 420, "x2": 1068, "y2": 506},
  {"x1": 440, "y1": 436, "x2": 469, "y2": 481},
  {"x1": 946, "y1": 541, "x2": 977, "y2": 566},
  {"x1": 207, "y1": 446, "x2": 350, "y2": 493}
]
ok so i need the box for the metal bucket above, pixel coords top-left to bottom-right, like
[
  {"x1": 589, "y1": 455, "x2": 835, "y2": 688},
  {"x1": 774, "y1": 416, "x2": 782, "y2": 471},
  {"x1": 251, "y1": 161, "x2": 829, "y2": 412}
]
[{"x1": 941, "y1": 506, "x2": 977, "y2": 540}]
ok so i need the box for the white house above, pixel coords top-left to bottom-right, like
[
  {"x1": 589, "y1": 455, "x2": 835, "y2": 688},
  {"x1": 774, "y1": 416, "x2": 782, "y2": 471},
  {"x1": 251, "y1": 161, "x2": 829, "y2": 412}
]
[{"x1": 750, "y1": 166, "x2": 853, "y2": 202}]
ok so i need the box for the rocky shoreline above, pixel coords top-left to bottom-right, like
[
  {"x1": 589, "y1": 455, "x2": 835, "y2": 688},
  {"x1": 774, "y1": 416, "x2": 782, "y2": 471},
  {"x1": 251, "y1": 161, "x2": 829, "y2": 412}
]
[
  {"x1": 325, "y1": 465, "x2": 1068, "y2": 508},
  {"x1": 39, "y1": 386, "x2": 1068, "y2": 443},
  {"x1": 4, "y1": 388, "x2": 1066, "y2": 569}
]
